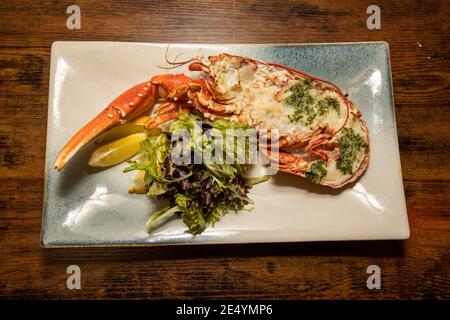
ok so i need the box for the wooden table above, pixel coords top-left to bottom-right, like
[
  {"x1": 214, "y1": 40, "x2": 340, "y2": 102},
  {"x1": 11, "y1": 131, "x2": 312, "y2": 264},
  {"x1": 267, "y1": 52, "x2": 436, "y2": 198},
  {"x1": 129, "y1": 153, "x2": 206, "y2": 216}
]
[{"x1": 0, "y1": 0, "x2": 448, "y2": 299}]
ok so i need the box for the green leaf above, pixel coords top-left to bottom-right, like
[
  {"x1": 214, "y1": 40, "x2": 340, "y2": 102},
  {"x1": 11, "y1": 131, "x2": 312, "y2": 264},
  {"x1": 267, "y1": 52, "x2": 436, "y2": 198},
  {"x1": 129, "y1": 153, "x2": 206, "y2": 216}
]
[
  {"x1": 147, "y1": 181, "x2": 169, "y2": 196},
  {"x1": 211, "y1": 117, "x2": 249, "y2": 131},
  {"x1": 245, "y1": 175, "x2": 270, "y2": 187},
  {"x1": 174, "y1": 193, "x2": 191, "y2": 210},
  {"x1": 206, "y1": 205, "x2": 227, "y2": 225},
  {"x1": 204, "y1": 163, "x2": 237, "y2": 179},
  {"x1": 182, "y1": 207, "x2": 206, "y2": 235},
  {"x1": 146, "y1": 205, "x2": 181, "y2": 233}
]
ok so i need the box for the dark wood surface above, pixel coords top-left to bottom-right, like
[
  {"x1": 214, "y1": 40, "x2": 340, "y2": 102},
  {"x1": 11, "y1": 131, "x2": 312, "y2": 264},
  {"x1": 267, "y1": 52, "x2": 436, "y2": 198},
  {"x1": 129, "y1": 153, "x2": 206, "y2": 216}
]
[{"x1": 0, "y1": 0, "x2": 449, "y2": 299}]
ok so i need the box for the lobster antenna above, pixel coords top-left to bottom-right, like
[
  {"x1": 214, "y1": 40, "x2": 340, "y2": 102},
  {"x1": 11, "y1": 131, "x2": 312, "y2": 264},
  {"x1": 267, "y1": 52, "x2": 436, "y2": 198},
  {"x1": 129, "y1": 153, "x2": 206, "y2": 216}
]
[
  {"x1": 157, "y1": 43, "x2": 196, "y2": 69},
  {"x1": 173, "y1": 52, "x2": 184, "y2": 64}
]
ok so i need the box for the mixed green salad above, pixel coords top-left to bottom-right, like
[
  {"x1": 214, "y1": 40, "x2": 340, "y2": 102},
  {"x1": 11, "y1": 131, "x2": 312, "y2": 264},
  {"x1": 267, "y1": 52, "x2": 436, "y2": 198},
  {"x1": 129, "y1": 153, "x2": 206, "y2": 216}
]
[{"x1": 124, "y1": 112, "x2": 269, "y2": 235}]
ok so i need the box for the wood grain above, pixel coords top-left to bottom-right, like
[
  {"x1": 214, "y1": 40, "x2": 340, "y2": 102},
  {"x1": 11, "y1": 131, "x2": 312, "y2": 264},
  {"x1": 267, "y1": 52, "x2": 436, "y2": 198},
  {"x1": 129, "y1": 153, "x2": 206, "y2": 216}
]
[{"x1": 0, "y1": 0, "x2": 449, "y2": 299}]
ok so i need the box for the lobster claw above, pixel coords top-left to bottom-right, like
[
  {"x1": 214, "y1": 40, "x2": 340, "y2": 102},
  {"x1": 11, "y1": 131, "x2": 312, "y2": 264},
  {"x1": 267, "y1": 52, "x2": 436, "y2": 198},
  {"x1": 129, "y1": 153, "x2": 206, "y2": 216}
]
[
  {"x1": 53, "y1": 74, "x2": 201, "y2": 171},
  {"x1": 53, "y1": 81, "x2": 157, "y2": 170}
]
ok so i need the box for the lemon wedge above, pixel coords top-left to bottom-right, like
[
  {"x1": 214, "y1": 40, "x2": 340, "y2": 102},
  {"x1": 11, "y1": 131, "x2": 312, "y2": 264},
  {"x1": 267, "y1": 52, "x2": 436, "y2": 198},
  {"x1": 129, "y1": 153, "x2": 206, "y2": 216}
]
[
  {"x1": 95, "y1": 115, "x2": 151, "y2": 144},
  {"x1": 128, "y1": 170, "x2": 148, "y2": 194},
  {"x1": 88, "y1": 133, "x2": 147, "y2": 167},
  {"x1": 131, "y1": 115, "x2": 151, "y2": 125}
]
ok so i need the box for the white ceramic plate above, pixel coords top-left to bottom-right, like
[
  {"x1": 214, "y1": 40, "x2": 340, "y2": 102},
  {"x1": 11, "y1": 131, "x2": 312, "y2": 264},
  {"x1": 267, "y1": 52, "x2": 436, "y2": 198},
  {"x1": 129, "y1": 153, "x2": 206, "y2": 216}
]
[{"x1": 41, "y1": 41, "x2": 409, "y2": 247}]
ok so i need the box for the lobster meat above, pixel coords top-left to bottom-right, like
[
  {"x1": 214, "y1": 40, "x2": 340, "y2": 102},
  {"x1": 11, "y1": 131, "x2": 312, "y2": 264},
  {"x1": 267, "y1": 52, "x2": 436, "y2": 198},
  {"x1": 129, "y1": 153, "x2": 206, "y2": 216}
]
[{"x1": 54, "y1": 52, "x2": 369, "y2": 188}]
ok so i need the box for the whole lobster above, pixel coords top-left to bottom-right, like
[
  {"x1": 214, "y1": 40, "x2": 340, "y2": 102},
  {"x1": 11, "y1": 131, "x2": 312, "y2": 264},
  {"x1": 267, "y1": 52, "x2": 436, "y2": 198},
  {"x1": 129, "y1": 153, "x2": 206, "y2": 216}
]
[{"x1": 54, "y1": 52, "x2": 369, "y2": 188}]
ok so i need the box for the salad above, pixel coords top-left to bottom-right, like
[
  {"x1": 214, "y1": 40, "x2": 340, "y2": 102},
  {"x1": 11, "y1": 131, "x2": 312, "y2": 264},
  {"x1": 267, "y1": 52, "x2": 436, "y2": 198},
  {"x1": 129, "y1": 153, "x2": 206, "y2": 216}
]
[{"x1": 124, "y1": 112, "x2": 269, "y2": 235}]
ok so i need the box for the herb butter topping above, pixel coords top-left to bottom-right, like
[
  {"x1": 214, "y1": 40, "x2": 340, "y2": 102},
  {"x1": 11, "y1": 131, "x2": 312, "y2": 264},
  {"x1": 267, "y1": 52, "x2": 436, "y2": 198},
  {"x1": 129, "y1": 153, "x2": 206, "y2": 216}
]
[
  {"x1": 285, "y1": 80, "x2": 340, "y2": 126},
  {"x1": 336, "y1": 127, "x2": 367, "y2": 175}
]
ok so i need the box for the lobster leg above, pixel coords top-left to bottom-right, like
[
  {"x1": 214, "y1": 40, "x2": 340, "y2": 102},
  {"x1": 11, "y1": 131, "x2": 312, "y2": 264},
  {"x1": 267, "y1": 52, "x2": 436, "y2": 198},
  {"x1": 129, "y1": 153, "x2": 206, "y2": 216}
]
[
  {"x1": 278, "y1": 152, "x2": 309, "y2": 175},
  {"x1": 187, "y1": 78, "x2": 237, "y2": 115},
  {"x1": 145, "y1": 105, "x2": 194, "y2": 130},
  {"x1": 260, "y1": 141, "x2": 309, "y2": 176},
  {"x1": 154, "y1": 102, "x2": 176, "y2": 115},
  {"x1": 154, "y1": 102, "x2": 194, "y2": 116}
]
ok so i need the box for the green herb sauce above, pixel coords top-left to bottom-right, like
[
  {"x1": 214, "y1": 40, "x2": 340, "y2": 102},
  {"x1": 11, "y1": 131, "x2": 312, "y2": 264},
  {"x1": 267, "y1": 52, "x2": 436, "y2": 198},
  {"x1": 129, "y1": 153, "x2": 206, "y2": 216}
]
[
  {"x1": 305, "y1": 160, "x2": 327, "y2": 184},
  {"x1": 317, "y1": 97, "x2": 340, "y2": 116},
  {"x1": 285, "y1": 80, "x2": 340, "y2": 126},
  {"x1": 336, "y1": 128, "x2": 367, "y2": 175},
  {"x1": 285, "y1": 80, "x2": 315, "y2": 125}
]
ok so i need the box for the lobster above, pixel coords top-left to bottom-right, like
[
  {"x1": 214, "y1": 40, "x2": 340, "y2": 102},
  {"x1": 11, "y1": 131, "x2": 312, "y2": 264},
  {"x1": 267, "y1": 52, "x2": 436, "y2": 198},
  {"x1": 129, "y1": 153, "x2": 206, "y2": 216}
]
[{"x1": 54, "y1": 52, "x2": 370, "y2": 188}]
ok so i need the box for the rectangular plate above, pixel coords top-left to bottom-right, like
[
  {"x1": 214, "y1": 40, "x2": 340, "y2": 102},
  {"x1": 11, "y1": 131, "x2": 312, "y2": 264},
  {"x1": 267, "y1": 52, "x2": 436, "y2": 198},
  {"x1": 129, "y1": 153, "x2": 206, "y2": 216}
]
[{"x1": 42, "y1": 42, "x2": 409, "y2": 247}]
